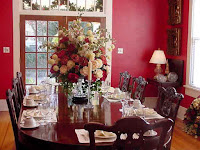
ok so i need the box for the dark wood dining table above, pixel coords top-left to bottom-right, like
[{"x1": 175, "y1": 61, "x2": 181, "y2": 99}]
[{"x1": 18, "y1": 87, "x2": 164, "y2": 150}]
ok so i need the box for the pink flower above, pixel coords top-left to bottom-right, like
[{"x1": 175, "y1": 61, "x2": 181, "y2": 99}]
[
  {"x1": 60, "y1": 56, "x2": 69, "y2": 65},
  {"x1": 100, "y1": 70, "x2": 107, "y2": 81},
  {"x1": 71, "y1": 54, "x2": 79, "y2": 63},
  {"x1": 79, "y1": 57, "x2": 89, "y2": 66},
  {"x1": 68, "y1": 73, "x2": 79, "y2": 83},
  {"x1": 74, "y1": 65, "x2": 79, "y2": 73},
  {"x1": 100, "y1": 55, "x2": 107, "y2": 65},
  {"x1": 100, "y1": 47, "x2": 106, "y2": 55},
  {"x1": 85, "y1": 38, "x2": 90, "y2": 43},
  {"x1": 67, "y1": 44, "x2": 75, "y2": 52},
  {"x1": 57, "y1": 50, "x2": 66, "y2": 58},
  {"x1": 60, "y1": 36, "x2": 69, "y2": 43}
]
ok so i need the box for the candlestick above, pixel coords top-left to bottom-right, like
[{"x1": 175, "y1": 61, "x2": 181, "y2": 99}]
[
  {"x1": 88, "y1": 61, "x2": 92, "y2": 81},
  {"x1": 84, "y1": 80, "x2": 93, "y2": 109}
]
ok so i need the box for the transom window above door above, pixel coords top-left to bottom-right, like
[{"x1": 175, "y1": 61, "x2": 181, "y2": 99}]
[{"x1": 22, "y1": 0, "x2": 103, "y2": 12}]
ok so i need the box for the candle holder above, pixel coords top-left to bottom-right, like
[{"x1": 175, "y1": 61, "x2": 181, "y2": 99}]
[{"x1": 84, "y1": 80, "x2": 93, "y2": 110}]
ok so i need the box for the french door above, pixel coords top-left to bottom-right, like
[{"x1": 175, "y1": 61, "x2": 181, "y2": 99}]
[{"x1": 20, "y1": 15, "x2": 105, "y2": 86}]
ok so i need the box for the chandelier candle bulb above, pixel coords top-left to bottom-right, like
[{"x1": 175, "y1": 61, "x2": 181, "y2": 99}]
[{"x1": 88, "y1": 61, "x2": 92, "y2": 81}]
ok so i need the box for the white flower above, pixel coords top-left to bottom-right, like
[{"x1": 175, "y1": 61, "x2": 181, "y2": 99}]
[
  {"x1": 77, "y1": 36, "x2": 84, "y2": 42},
  {"x1": 48, "y1": 59, "x2": 55, "y2": 65},
  {"x1": 53, "y1": 65, "x2": 59, "y2": 72},
  {"x1": 67, "y1": 60, "x2": 75, "y2": 70},
  {"x1": 111, "y1": 44, "x2": 115, "y2": 49},
  {"x1": 92, "y1": 60, "x2": 99, "y2": 71},
  {"x1": 107, "y1": 55, "x2": 111, "y2": 60},
  {"x1": 105, "y1": 66, "x2": 110, "y2": 75},
  {"x1": 95, "y1": 69, "x2": 103, "y2": 79},
  {"x1": 78, "y1": 50, "x2": 86, "y2": 57},
  {"x1": 82, "y1": 43, "x2": 89, "y2": 50},
  {"x1": 69, "y1": 34, "x2": 74, "y2": 42},
  {"x1": 87, "y1": 30, "x2": 93, "y2": 36},
  {"x1": 86, "y1": 23, "x2": 92, "y2": 27},
  {"x1": 96, "y1": 59, "x2": 103, "y2": 68},
  {"x1": 80, "y1": 66, "x2": 88, "y2": 76},
  {"x1": 52, "y1": 54, "x2": 58, "y2": 60},
  {"x1": 85, "y1": 51, "x2": 95, "y2": 61},
  {"x1": 60, "y1": 65, "x2": 68, "y2": 74},
  {"x1": 96, "y1": 53, "x2": 101, "y2": 57},
  {"x1": 108, "y1": 47, "x2": 112, "y2": 52},
  {"x1": 89, "y1": 36, "x2": 94, "y2": 43}
]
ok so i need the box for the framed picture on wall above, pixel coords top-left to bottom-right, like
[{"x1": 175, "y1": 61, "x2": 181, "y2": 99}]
[
  {"x1": 167, "y1": 28, "x2": 181, "y2": 56},
  {"x1": 168, "y1": 0, "x2": 182, "y2": 25}
]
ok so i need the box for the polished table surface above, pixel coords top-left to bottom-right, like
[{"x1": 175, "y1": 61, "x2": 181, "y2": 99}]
[{"x1": 18, "y1": 88, "x2": 163, "y2": 150}]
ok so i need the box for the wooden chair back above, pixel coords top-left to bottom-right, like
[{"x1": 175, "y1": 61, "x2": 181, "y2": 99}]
[
  {"x1": 130, "y1": 76, "x2": 148, "y2": 103},
  {"x1": 6, "y1": 89, "x2": 20, "y2": 149},
  {"x1": 118, "y1": 71, "x2": 131, "y2": 92},
  {"x1": 12, "y1": 78, "x2": 22, "y2": 117},
  {"x1": 157, "y1": 87, "x2": 184, "y2": 121},
  {"x1": 85, "y1": 117, "x2": 173, "y2": 150},
  {"x1": 16, "y1": 72, "x2": 25, "y2": 98}
]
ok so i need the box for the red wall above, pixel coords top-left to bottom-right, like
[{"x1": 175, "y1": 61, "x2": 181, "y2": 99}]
[
  {"x1": 112, "y1": 0, "x2": 195, "y2": 108},
  {"x1": 112, "y1": 0, "x2": 167, "y2": 97},
  {"x1": 158, "y1": 0, "x2": 194, "y2": 108},
  {"x1": 0, "y1": 0, "x2": 13, "y2": 99}
]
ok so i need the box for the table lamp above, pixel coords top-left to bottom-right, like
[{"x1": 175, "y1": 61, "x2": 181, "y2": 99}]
[{"x1": 149, "y1": 48, "x2": 167, "y2": 80}]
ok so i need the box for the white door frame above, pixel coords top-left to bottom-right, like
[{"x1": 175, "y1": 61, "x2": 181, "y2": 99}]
[{"x1": 13, "y1": 0, "x2": 113, "y2": 81}]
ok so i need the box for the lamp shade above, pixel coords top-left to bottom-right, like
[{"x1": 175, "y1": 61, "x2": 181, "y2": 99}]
[{"x1": 149, "y1": 50, "x2": 167, "y2": 64}]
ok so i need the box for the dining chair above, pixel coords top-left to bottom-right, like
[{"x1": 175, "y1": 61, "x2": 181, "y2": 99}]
[
  {"x1": 157, "y1": 87, "x2": 184, "y2": 121},
  {"x1": 118, "y1": 71, "x2": 131, "y2": 92},
  {"x1": 6, "y1": 89, "x2": 27, "y2": 150},
  {"x1": 130, "y1": 76, "x2": 148, "y2": 103},
  {"x1": 156, "y1": 86, "x2": 184, "y2": 150},
  {"x1": 85, "y1": 117, "x2": 173, "y2": 150},
  {"x1": 16, "y1": 72, "x2": 25, "y2": 98},
  {"x1": 12, "y1": 78, "x2": 23, "y2": 116}
]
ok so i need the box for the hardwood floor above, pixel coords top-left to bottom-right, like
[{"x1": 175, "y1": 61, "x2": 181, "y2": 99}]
[
  {"x1": 0, "y1": 111, "x2": 200, "y2": 150},
  {"x1": 0, "y1": 112, "x2": 15, "y2": 150}
]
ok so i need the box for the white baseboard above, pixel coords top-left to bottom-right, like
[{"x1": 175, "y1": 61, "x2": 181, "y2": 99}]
[
  {"x1": 0, "y1": 99, "x2": 8, "y2": 111},
  {"x1": 145, "y1": 97, "x2": 187, "y2": 120},
  {"x1": 177, "y1": 106, "x2": 187, "y2": 120}
]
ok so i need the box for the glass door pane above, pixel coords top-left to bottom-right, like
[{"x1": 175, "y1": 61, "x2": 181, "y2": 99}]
[{"x1": 21, "y1": 16, "x2": 62, "y2": 86}]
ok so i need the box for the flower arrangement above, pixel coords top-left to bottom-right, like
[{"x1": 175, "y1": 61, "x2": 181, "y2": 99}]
[
  {"x1": 47, "y1": 17, "x2": 115, "y2": 91},
  {"x1": 183, "y1": 98, "x2": 200, "y2": 137}
]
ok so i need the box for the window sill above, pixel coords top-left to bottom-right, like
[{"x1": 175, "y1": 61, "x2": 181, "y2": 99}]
[{"x1": 184, "y1": 85, "x2": 200, "y2": 98}]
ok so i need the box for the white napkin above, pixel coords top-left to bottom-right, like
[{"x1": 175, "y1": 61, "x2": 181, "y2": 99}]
[
  {"x1": 21, "y1": 109, "x2": 57, "y2": 124},
  {"x1": 75, "y1": 129, "x2": 116, "y2": 143}
]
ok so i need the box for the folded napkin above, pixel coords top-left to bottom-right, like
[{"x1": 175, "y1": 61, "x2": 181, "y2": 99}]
[
  {"x1": 21, "y1": 109, "x2": 57, "y2": 124},
  {"x1": 75, "y1": 129, "x2": 116, "y2": 144}
]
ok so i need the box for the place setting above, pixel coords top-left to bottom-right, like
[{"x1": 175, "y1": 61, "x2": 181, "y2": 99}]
[
  {"x1": 75, "y1": 129, "x2": 117, "y2": 144},
  {"x1": 103, "y1": 88, "x2": 130, "y2": 102}
]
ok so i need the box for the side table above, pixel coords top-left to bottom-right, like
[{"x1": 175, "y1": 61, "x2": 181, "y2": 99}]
[{"x1": 147, "y1": 78, "x2": 180, "y2": 88}]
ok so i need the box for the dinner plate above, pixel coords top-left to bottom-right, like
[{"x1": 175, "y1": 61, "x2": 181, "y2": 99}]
[
  {"x1": 95, "y1": 130, "x2": 116, "y2": 139},
  {"x1": 20, "y1": 123, "x2": 40, "y2": 129}
]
